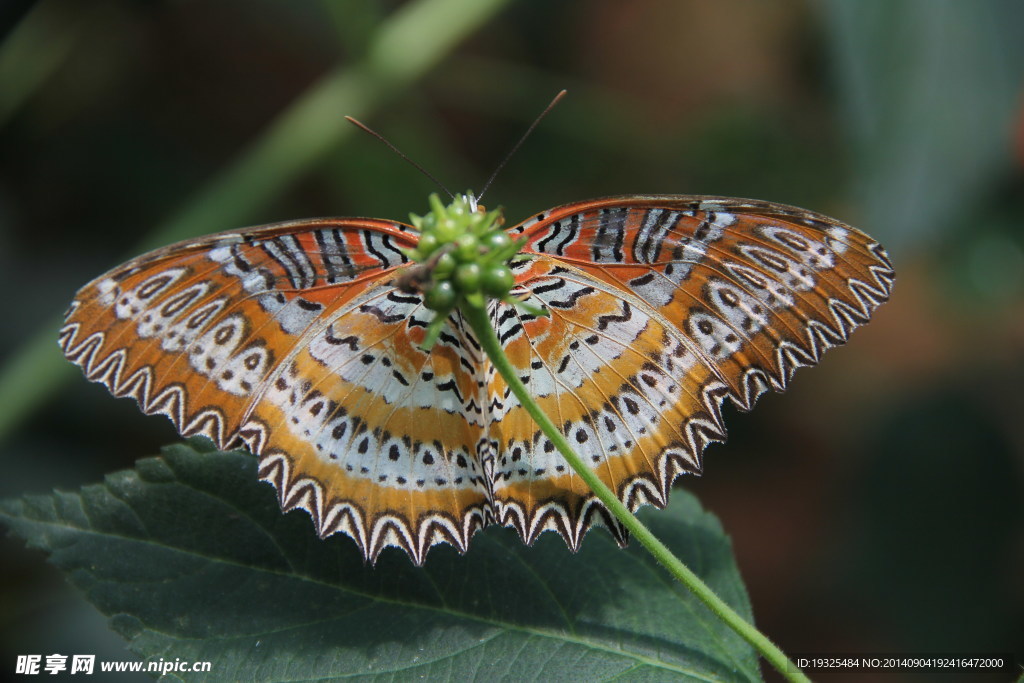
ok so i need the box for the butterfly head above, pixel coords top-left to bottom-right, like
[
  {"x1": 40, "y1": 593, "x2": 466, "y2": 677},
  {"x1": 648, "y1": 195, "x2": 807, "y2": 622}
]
[{"x1": 399, "y1": 193, "x2": 542, "y2": 349}]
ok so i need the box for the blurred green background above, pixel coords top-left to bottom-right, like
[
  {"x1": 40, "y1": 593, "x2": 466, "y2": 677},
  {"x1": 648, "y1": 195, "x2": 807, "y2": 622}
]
[{"x1": 1, "y1": 0, "x2": 1022, "y2": 680}]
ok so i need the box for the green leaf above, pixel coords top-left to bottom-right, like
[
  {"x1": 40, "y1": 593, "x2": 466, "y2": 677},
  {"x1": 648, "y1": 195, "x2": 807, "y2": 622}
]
[{"x1": 1, "y1": 441, "x2": 761, "y2": 682}]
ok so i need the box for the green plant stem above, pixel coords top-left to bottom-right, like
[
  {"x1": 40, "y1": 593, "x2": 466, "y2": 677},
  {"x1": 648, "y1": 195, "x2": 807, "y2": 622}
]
[
  {"x1": 461, "y1": 301, "x2": 810, "y2": 683},
  {"x1": 0, "y1": 0, "x2": 511, "y2": 445}
]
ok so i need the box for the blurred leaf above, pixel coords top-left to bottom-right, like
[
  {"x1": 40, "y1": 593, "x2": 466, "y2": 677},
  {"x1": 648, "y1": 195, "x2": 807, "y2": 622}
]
[
  {"x1": 1, "y1": 441, "x2": 762, "y2": 682},
  {"x1": 321, "y1": 0, "x2": 387, "y2": 58},
  {"x1": 822, "y1": 0, "x2": 1024, "y2": 251}
]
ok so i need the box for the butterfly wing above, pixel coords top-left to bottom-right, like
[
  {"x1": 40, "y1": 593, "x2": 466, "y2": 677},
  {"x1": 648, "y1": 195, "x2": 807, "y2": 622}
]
[
  {"x1": 60, "y1": 218, "x2": 491, "y2": 563},
  {"x1": 489, "y1": 196, "x2": 894, "y2": 546}
]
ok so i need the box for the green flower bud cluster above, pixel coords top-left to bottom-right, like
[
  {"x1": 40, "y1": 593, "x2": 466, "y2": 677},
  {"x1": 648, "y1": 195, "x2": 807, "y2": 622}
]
[{"x1": 404, "y1": 193, "x2": 544, "y2": 349}]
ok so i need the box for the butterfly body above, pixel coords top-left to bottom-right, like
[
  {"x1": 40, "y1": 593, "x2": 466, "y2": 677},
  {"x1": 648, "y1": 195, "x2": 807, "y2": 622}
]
[{"x1": 60, "y1": 194, "x2": 893, "y2": 563}]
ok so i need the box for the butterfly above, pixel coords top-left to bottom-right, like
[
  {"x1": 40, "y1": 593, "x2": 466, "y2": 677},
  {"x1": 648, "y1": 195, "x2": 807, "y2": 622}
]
[{"x1": 60, "y1": 193, "x2": 894, "y2": 564}]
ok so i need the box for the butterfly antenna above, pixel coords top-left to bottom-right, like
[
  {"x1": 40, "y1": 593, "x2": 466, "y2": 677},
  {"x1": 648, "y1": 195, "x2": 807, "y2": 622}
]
[
  {"x1": 345, "y1": 116, "x2": 454, "y2": 200},
  {"x1": 477, "y1": 89, "x2": 567, "y2": 204}
]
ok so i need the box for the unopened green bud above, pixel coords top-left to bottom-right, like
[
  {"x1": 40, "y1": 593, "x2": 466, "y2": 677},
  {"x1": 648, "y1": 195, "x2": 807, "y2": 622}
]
[
  {"x1": 433, "y1": 252, "x2": 456, "y2": 279},
  {"x1": 482, "y1": 231, "x2": 511, "y2": 252},
  {"x1": 455, "y1": 233, "x2": 479, "y2": 261},
  {"x1": 454, "y1": 263, "x2": 482, "y2": 292},
  {"x1": 481, "y1": 264, "x2": 514, "y2": 297},
  {"x1": 416, "y1": 232, "x2": 438, "y2": 257},
  {"x1": 424, "y1": 281, "x2": 456, "y2": 311}
]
